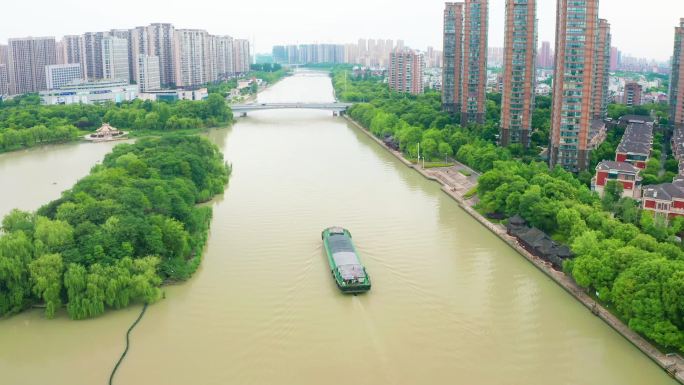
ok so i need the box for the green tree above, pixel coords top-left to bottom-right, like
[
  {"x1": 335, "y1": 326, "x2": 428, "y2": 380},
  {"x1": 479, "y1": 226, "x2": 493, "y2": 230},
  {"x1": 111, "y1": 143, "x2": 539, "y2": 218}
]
[{"x1": 28, "y1": 253, "x2": 64, "y2": 318}]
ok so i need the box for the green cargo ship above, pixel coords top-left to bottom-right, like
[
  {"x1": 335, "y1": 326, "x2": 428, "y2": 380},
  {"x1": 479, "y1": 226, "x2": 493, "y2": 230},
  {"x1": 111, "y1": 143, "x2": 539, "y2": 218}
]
[{"x1": 322, "y1": 227, "x2": 371, "y2": 293}]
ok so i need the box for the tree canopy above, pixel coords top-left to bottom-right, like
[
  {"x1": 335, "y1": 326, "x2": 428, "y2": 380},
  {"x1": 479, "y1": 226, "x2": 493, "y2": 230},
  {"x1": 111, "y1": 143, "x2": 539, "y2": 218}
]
[
  {"x1": 0, "y1": 135, "x2": 230, "y2": 319},
  {"x1": 0, "y1": 94, "x2": 233, "y2": 153}
]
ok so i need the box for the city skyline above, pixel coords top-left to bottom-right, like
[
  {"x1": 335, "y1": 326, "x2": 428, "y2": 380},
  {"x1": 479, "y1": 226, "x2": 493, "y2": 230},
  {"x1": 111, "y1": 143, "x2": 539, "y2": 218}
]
[{"x1": 2, "y1": 0, "x2": 683, "y2": 61}]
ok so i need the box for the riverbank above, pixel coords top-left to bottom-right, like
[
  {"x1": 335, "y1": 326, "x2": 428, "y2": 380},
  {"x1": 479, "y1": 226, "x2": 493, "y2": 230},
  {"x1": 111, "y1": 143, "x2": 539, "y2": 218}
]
[{"x1": 344, "y1": 114, "x2": 684, "y2": 383}]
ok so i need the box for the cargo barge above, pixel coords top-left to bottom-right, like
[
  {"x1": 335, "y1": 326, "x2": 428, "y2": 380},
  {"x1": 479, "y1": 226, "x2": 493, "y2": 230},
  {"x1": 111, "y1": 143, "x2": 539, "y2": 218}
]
[{"x1": 321, "y1": 227, "x2": 371, "y2": 293}]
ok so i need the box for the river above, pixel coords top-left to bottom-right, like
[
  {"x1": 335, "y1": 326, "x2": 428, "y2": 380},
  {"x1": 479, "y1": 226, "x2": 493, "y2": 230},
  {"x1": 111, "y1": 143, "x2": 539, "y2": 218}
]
[{"x1": 0, "y1": 71, "x2": 677, "y2": 385}]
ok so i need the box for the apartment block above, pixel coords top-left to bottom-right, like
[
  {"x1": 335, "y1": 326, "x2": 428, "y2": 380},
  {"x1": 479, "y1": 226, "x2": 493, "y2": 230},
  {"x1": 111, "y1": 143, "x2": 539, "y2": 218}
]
[
  {"x1": 204, "y1": 35, "x2": 218, "y2": 83},
  {"x1": 500, "y1": 0, "x2": 537, "y2": 148},
  {"x1": 45, "y1": 63, "x2": 82, "y2": 89},
  {"x1": 102, "y1": 37, "x2": 130, "y2": 83},
  {"x1": 623, "y1": 82, "x2": 643, "y2": 106},
  {"x1": 7, "y1": 36, "x2": 57, "y2": 94},
  {"x1": 147, "y1": 23, "x2": 176, "y2": 86},
  {"x1": 0, "y1": 64, "x2": 8, "y2": 95},
  {"x1": 549, "y1": 0, "x2": 600, "y2": 172},
  {"x1": 388, "y1": 49, "x2": 424, "y2": 95},
  {"x1": 215, "y1": 36, "x2": 234, "y2": 77},
  {"x1": 83, "y1": 32, "x2": 107, "y2": 80},
  {"x1": 442, "y1": 2, "x2": 464, "y2": 113},
  {"x1": 173, "y1": 29, "x2": 209, "y2": 87},
  {"x1": 592, "y1": 19, "x2": 611, "y2": 119},
  {"x1": 0, "y1": 45, "x2": 7, "y2": 65},
  {"x1": 233, "y1": 39, "x2": 251, "y2": 74},
  {"x1": 461, "y1": 0, "x2": 489, "y2": 125},
  {"x1": 138, "y1": 55, "x2": 161, "y2": 92},
  {"x1": 538, "y1": 41, "x2": 553, "y2": 69},
  {"x1": 110, "y1": 29, "x2": 136, "y2": 83},
  {"x1": 671, "y1": 18, "x2": 684, "y2": 128}
]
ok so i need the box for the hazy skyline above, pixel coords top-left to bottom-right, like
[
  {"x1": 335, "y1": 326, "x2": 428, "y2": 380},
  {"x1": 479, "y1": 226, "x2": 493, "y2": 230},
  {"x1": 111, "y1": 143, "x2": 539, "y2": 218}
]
[{"x1": 2, "y1": 0, "x2": 682, "y2": 61}]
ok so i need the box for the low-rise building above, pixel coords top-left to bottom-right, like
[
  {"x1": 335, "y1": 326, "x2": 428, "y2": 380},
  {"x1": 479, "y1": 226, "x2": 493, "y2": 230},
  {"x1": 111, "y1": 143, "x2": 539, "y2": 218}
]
[
  {"x1": 642, "y1": 180, "x2": 684, "y2": 220},
  {"x1": 615, "y1": 121, "x2": 654, "y2": 169},
  {"x1": 40, "y1": 80, "x2": 138, "y2": 105},
  {"x1": 535, "y1": 83, "x2": 551, "y2": 96},
  {"x1": 588, "y1": 119, "x2": 608, "y2": 151},
  {"x1": 138, "y1": 88, "x2": 208, "y2": 102},
  {"x1": 672, "y1": 125, "x2": 684, "y2": 161},
  {"x1": 593, "y1": 161, "x2": 642, "y2": 199}
]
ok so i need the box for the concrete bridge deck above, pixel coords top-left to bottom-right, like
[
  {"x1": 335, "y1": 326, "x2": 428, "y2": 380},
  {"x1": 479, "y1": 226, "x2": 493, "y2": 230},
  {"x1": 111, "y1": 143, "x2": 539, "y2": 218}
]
[{"x1": 231, "y1": 102, "x2": 353, "y2": 116}]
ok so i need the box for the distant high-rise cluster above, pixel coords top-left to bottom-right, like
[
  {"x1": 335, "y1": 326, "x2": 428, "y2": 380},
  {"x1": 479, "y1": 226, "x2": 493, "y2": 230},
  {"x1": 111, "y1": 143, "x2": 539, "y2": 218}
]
[
  {"x1": 538, "y1": 41, "x2": 553, "y2": 69},
  {"x1": 271, "y1": 39, "x2": 429, "y2": 69},
  {"x1": 0, "y1": 22, "x2": 251, "y2": 96},
  {"x1": 500, "y1": 0, "x2": 537, "y2": 148},
  {"x1": 550, "y1": 0, "x2": 611, "y2": 172},
  {"x1": 672, "y1": 18, "x2": 684, "y2": 128},
  {"x1": 387, "y1": 50, "x2": 425, "y2": 95},
  {"x1": 442, "y1": 0, "x2": 489, "y2": 125}
]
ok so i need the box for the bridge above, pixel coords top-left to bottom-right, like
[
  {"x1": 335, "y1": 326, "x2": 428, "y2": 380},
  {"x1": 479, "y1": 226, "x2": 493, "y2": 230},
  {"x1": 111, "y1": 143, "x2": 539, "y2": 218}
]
[{"x1": 230, "y1": 102, "x2": 353, "y2": 117}]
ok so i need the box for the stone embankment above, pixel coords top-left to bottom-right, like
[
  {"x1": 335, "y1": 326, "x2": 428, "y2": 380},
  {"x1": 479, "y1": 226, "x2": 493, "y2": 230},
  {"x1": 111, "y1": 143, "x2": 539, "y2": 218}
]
[{"x1": 344, "y1": 115, "x2": 684, "y2": 383}]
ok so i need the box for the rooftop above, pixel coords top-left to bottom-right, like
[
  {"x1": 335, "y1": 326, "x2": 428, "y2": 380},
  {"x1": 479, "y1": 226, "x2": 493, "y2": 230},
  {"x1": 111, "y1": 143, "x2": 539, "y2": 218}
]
[
  {"x1": 616, "y1": 122, "x2": 653, "y2": 155},
  {"x1": 643, "y1": 180, "x2": 684, "y2": 201},
  {"x1": 596, "y1": 160, "x2": 641, "y2": 174},
  {"x1": 618, "y1": 115, "x2": 655, "y2": 125}
]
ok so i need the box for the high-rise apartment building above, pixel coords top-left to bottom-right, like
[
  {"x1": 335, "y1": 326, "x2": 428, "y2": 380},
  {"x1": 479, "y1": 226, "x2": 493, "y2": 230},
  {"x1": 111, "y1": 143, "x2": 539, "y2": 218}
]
[
  {"x1": 442, "y1": 2, "x2": 464, "y2": 113},
  {"x1": 388, "y1": 49, "x2": 424, "y2": 95},
  {"x1": 623, "y1": 82, "x2": 643, "y2": 106},
  {"x1": 0, "y1": 64, "x2": 8, "y2": 95},
  {"x1": 287, "y1": 45, "x2": 298, "y2": 64},
  {"x1": 593, "y1": 19, "x2": 611, "y2": 119},
  {"x1": 83, "y1": 32, "x2": 107, "y2": 80},
  {"x1": 147, "y1": 23, "x2": 176, "y2": 86},
  {"x1": 129, "y1": 27, "x2": 149, "y2": 83},
  {"x1": 215, "y1": 36, "x2": 235, "y2": 78},
  {"x1": 138, "y1": 55, "x2": 161, "y2": 92},
  {"x1": 233, "y1": 39, "x2": 251, "y2": 74},
  {"x1": 55, "y1": 41, "x2": 66, "y2": 64},
  {"x1": 538, "y1": 41, "x2": 553, "y2": 68},
  {"x1": 671, "y1": 18, "x2": 684, "y2": 128},
  {"x1": 110, "y1": 29, "x2": 136, "y2": 83},
  {"x1": 102, "y1": 37, "x2": 130, "y2": 83},
  {"x1": 358, "y1": 39, "x2": 367, "y2": 56},
  {"x1": 0, "y1": 45, "x2": 8, "y2": 65},
  {"x1": 500, "y1": 0, "x2": 537, "y2": 148},
  {"x1": 7, "y1": 37, "x2": 57, "y2": 94},
  {"x1": 550, "y1": 0, "x2": 600, "y2": 172},
  {"x1": 45, "y1": 63, "x2": 82, "y2": 89},
  {"x1": 60, "y1": 35, "x2": 86, "y2": 76},
  {"x1": 610, "y1": 46, "x2": 619, "y2": 71},
  {"x1": 173, "y1": 29, "x2": 209, "y2": 87},
  {"x1": 461, "y1": 0, "x2": 489, "y2": 125},
  {"x1": 204, "y1": 35, "x2": 219, "y2": 83}
]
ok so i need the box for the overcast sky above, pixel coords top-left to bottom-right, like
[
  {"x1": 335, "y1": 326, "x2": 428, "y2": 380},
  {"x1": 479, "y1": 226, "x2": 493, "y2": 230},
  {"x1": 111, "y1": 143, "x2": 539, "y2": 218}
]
[{"x1": 1, "y1": 0, "x2": 682, "y2": 61}]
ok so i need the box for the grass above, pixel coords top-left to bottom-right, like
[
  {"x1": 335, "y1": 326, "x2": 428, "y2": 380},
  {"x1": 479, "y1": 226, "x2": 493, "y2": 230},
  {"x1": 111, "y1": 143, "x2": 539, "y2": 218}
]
[
  {"x1": 459, "y1": 169, "x2": 472, "y2": 177},
  {"x1": 422, "y1": 162, "x2": 454, "y2": 169},
  {"x1": 463, "y1": 186, "x2": 478, "y2": 199}
]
